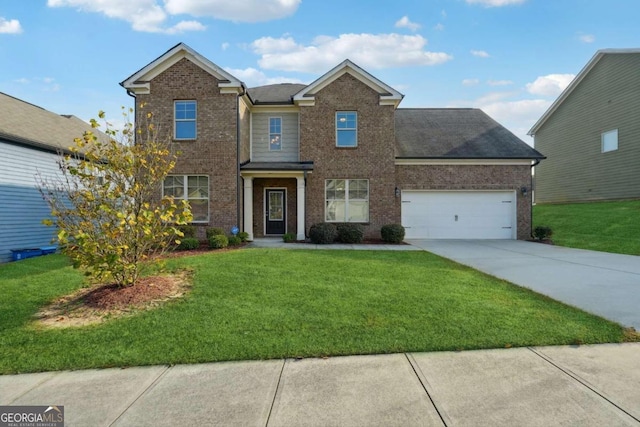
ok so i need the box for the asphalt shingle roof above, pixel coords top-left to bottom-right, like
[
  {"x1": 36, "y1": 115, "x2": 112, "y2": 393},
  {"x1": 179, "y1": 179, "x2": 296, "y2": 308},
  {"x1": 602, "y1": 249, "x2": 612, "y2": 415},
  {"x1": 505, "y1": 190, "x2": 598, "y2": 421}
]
[
  {"x1": 0, "y1": 92, "x2": 102, "y2": 153},
  {"x1": 395, "y1": 108, "x2": 545, "y2": 159},
  {"x1": 247, "y1": 84, "x2": 307, "y2": 105}
]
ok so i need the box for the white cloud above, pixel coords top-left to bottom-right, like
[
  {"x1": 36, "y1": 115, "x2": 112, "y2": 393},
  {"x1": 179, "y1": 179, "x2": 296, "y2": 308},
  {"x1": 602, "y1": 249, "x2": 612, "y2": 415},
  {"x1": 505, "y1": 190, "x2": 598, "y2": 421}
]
[
  {"x1": 462, "y1": 78, "x2": 479, "y2": 86},
  {"x1": 14, "y1": 77, "x2": 30, "y2": 84},
  {"x1": 471, "y1": 50, "x2": 490, "y2": 58},
  {"x1": 0, "y1": 17, "x2": 23, "y2": 34},
  {"x1": 164, "y1": 0, "x2": 300, "y2": 22},
  {"x1": 252, "y1": 33, "x2": 453, "y2": 72},
  {"x1": 487, "y1": 79, "x2": 513, "y2": 86},
  {"x1": 225, "y1": 67, "x2": 305, "y2": 87},
  {"x1": 434, "y1": 23, "x2": 445, "y2": 31},
  {"x1": 395, "y1": 16, "x2": 421, "y2": 32},
  {"x1": 466, "y1": 0, "x2": 526, "y2": 7},
  {"x1": 164, "y1": 20, "x2": 206, "y2": 34},
  {"x1": 578, "y1": 33, "x2": 595, "y2": 43},
  {"x1": 221, "y1": 42, "x2": 230, "y2": 50},
  {"x1": 526, "y1": 74, "x2": 575, "y2": 97}
]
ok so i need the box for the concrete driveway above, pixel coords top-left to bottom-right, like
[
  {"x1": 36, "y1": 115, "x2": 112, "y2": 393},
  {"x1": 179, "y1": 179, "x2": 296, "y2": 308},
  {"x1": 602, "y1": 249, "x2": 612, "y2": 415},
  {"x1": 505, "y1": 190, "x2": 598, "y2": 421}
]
[{"x1": 408, "y1": 239, "x2": 640, "y2": 330}]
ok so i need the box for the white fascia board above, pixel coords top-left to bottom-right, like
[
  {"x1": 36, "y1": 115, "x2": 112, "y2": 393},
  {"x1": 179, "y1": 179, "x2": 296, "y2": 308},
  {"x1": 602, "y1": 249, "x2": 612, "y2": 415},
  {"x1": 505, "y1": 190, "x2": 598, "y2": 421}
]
[
  {"x1": 395, "y1": 158, "x2": 533, "y2": 166},
  {"x1": 240, "y1": 170, "x2": 309, "y2": 178}
]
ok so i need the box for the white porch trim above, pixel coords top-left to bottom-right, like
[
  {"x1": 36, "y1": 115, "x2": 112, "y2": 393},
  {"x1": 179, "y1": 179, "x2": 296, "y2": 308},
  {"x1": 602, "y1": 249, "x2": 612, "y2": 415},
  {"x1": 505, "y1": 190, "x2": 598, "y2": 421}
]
[{"x1": 243, "y1": 176, "x2": 254, "y2": 241}]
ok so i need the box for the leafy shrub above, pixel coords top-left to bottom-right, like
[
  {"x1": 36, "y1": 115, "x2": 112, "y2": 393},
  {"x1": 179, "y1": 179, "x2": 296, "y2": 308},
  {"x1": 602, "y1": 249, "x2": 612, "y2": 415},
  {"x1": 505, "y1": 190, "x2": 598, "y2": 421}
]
[
  {"x1": 381, "y1": 224, "x2": 405, "y2": 244},
  {"x1": 336, "y1": 223, "x2": 364, "y2": 243},
  {"x1": 237, "y1": 231, "x2": 250, "y2": 242},
  {"x1": 206, "y1": 227, "x2": 226, "y2": 240},
  {"x1": 208, "y1": 234, "x2": 229, "y2": 249},
  {"x1": 177, "y1": 225, "x2": 196, "y2": 238},
  {"x1": 177, "y1": 237, "x2": 200, "y2": 250},
  {"x1": 309, "y1": 222, "x2": 338, "y2": 244},
  {"x1": 533, "y1": 225, "x2": 553, "y2": 240},
  {"x1": 228, "y1": 236, "x2": 242, "y2": 246},
  {"x1": 282, "y1": 232, "x2": 296, "y2": 243}
]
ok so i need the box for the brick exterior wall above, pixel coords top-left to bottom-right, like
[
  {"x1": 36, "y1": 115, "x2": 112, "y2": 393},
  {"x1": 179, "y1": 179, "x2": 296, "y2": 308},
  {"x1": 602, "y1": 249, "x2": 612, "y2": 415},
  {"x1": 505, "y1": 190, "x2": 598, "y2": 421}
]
[
  {"x1": 251, "y1": 178, "x2": 297, "y2": 237},
  {"x1": 299, "y1": 73, "x2": 399, "y2": 238},
  {"x1": 395, "y1": 164, "x2": 533, "y2": 239},
  {"x1": 137, "y1": 58, "x2": 240, "y2": 238}
]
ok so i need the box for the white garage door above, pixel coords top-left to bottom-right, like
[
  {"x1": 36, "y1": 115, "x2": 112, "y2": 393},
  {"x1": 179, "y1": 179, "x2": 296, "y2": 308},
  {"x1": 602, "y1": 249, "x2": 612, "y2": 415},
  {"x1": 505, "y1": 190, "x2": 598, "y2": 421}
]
[{"x1": 401, "y1": 191, "x2": 516, "y2": 239}]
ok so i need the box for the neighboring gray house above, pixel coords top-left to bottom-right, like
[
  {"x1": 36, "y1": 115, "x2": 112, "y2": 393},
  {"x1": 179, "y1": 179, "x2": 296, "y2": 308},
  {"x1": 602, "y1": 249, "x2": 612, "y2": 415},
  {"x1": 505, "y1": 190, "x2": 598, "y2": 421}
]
[
  {"x1": 529, "y1": 49, "x2": 640, "y2": 203},
  {"x1": 0, "y1": 92, "x2": 99, "y2": 262}
]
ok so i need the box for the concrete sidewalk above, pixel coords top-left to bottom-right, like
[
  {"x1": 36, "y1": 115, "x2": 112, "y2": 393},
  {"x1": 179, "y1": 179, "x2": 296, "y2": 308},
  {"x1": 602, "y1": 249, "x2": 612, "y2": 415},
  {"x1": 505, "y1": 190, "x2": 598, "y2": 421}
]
[
  {"x1": 2, "y1": 344, "x2": 639, "y2": 426},
  {"x1": 408, "y1": 239, "x2": 640, "y2": 329}
]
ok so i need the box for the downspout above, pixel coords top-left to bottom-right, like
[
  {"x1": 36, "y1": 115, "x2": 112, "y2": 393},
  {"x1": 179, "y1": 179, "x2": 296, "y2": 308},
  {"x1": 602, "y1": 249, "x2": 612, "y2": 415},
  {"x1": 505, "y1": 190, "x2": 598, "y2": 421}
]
[
  {"x1": 236, "y1": 85, "x2": 246, "y2": 232},
  {"x1": 530, "y1": 159, "x2": 541, "y2": 238}
]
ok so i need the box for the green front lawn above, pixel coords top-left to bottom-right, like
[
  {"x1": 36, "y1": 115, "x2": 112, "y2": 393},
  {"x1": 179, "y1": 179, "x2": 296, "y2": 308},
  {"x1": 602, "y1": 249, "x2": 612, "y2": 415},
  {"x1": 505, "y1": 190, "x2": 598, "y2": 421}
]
[
  {"x1": 534, "y1": 200, "x2": 640, "y2": 255},
  {"x1": 0, "y1": 250, "x2": 632, "y2": 374}
]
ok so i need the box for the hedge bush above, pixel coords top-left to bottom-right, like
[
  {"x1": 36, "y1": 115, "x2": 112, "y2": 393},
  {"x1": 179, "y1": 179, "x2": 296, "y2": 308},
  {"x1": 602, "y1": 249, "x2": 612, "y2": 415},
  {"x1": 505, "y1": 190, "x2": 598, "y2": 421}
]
[
  {"x1": 533, "y1": 225, "x2": 553, "y2": 240},
  {"x1": 176, "y1": 237, "x2": 200, "y2": 250},
  {"x1": 208, "y1": 234, "x2": 229, "y2": 249},
  {"x1": 206, "y1": 227, "x2": 226, "y2": 240},
  {"x1": 336, "y1": 223, "x2": 364, "y2": 243},
  {"x1": 381, "y1": 224, "x2": 405, "y2": 244},
  {"x1": 282, "y1": 232, "x2": 296, "y2": 243},
  {"x1": 228, "y1": 236, "x2": 242, "y2": 246},
  {"x1": 309, "y1": 222, "x2": 338, "y2": 244},
  {"x1": 237, "y1": 231, "x2": 250, "y2": 242},
  {"x1": 176, "y1": 225, "x2": 196, "y2": 238}
]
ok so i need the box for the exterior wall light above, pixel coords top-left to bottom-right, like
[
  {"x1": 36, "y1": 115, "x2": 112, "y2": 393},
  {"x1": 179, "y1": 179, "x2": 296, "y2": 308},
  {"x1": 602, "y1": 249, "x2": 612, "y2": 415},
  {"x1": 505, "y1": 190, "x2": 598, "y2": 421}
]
[
  {"x1": 520, "y1": 186, "x2": 528, "y2": 197},
  {"x1": 395, "y1": 187, "x2": 401, "y2": 198}
]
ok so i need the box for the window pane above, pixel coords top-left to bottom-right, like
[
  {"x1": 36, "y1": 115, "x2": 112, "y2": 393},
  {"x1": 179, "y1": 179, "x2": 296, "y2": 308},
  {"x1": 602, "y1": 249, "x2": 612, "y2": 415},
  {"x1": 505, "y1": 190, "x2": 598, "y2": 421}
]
[
  {"x1": 175, "y1": 101, "x2": 196, "y2": 119},
  {"x1": 337, "y1": 130, "x2": 357, "y2": 147},
  {"x1": 270, "y1": 134, "x2": 281, "y2": 151},
  {"x1": 602, "y1": 129, "x2": 618, "y2": 152},
  {"x1": 176, "y1": 121, "x2": 196, "y2": 139},
  {"x1": 326, "y1": 201, "x2": 345, "y2": 222},
  {"x1": 347, "y1": 201, "x2": 369, "y2": 222},
  {"x1": 189, "y1": 199, "x2": 208, "y2": 222},
  {"x1": 163, "y1": 176, "x2": 184, "y2": 197},
  {"x1": 336, "y1": 112, "x2": 356, "y2": 129},
  {"x1": 269, "y1": 192, "x2": 284, "y2": 221}
]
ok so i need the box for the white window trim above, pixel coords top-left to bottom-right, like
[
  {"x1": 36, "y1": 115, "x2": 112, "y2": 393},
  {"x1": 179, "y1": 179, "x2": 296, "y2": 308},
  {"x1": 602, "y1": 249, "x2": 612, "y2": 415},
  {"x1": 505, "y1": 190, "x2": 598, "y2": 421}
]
[
  {"x1": 162, "y1": 174, "x2": 209, "y2": 223},
  {"x1": 324, "y1": 179, "x2": 369, "y2": 223},
  {"x1": 269, "y1": 116, "x2": 282, "y2": 151},
  {"x1": 601, "y1": 128, "x2": 618, "y2": 153},
  {"x1": 174, "y1": 100, "x2": 197, "y2": 140},
  {"x1": 336, "y1": 111, "x2": 358, "y2": 148}
]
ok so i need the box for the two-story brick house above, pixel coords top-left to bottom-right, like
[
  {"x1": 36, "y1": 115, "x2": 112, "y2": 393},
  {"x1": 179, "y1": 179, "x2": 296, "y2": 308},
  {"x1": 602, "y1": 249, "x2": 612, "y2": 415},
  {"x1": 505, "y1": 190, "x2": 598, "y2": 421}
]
[{"x1": 121, "y1": 43, "x2": 543, "y2": 241}]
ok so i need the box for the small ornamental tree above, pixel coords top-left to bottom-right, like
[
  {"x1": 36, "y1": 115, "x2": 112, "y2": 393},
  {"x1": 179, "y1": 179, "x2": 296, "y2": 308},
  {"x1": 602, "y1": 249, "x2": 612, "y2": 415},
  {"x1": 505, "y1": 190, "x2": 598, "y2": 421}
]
[{"x1": 38, "y1": 106, "x2": 192, "y2": 287}]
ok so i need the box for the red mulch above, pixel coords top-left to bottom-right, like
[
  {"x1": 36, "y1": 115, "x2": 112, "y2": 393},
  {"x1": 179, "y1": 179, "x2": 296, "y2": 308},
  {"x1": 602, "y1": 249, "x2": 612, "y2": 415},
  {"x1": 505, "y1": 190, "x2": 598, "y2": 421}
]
[{"x1": 83, "y1": 276, "x2": 184, "y2": 310}]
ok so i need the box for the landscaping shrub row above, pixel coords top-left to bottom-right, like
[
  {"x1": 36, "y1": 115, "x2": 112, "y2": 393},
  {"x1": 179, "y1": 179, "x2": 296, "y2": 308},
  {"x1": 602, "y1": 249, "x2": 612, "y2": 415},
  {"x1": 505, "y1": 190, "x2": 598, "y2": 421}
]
[
  {"x1": 175, "y1": 226, "x2": 249, "y2": 251},
  {"x1": 307, "y1": 222, "x2": 405, "y2": 244}
]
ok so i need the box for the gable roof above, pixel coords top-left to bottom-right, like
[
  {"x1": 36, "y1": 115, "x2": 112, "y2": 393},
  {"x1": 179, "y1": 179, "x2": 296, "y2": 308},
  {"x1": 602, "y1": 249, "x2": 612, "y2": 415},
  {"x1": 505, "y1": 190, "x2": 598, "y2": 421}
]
[
  {"x1": 0, "y1": 92, "x2": 104, "y2": 153},
  {"x1": 293, "y1": 59, "x2": 403, "y2": 107},
  {"x1": 396, "y1": 108, "x2": 544, "y2": 159},
  {"x1": 120, "y1": 42, "x2": 244, "y2": 95},
  {"x1": 528, "y1": 48, "x2": 640, "y2": 135},
  {"x1": 247, "y1": 83, "x2": 307, "y2": 105}
]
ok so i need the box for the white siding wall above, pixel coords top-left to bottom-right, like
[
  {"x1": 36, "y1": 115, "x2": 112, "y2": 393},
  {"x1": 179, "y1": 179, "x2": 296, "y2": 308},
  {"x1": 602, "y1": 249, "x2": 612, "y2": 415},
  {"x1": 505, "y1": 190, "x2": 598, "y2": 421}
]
[
  {"x1": 0, "y1": 141, "x2": 62, "y2": 262},
  {"x1": 251, "y1": 112, "x2": 299, "y2": 162}
]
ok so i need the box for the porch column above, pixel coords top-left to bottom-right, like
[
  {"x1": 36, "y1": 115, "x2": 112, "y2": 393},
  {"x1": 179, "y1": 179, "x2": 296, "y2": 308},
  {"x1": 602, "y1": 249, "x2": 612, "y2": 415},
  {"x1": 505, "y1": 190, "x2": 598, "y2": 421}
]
[
  {"x1": 296, "y1": 175, "x2": 305, "y2": 240},
  {"x1": 243, "y1": 176, "x2": 254, "y2": 241}
]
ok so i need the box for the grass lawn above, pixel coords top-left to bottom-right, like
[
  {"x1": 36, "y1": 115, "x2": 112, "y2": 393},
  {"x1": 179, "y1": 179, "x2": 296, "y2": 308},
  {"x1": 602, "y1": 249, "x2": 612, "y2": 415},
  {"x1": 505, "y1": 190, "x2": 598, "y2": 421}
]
[
  {"x1": 533, "y1": 200, "x2": 640, "y2": 255},
  {"x1": 0, "y1": 249, "x2": 633, "y2": 374}
]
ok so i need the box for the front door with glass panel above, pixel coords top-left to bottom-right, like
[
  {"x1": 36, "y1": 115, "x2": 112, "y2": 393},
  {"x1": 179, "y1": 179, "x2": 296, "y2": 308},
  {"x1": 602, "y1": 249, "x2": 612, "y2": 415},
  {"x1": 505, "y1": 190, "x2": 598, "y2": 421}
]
[{"x1": 265, "y1": 189, "x2": 286, "y2": 235}]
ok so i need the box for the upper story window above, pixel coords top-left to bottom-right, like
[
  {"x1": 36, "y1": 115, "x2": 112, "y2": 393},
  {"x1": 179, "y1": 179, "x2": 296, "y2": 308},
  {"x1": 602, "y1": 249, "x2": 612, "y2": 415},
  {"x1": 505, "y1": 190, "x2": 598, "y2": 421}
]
[
  {"x1": 601, "y1": 129, "x2": 618, "y2": 153},
  {"x1": 174, "y1": 100, "x2": 197, "y2": 140},
  {"x1": 269, "y1": 117, "x2": 282, "y2": 151},
  {"x1": 336, "y1": 111, "x2": 357, "y2": 147},
  {"x1": 163, "y1": 175, "x2": 209, "y2": 223}
]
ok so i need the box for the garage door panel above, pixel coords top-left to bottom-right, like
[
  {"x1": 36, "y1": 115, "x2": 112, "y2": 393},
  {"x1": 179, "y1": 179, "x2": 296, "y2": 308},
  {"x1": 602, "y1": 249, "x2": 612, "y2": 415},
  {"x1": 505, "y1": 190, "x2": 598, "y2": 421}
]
[{"x1": 401, "y1": 191, "x2": 515, "y2": 239}]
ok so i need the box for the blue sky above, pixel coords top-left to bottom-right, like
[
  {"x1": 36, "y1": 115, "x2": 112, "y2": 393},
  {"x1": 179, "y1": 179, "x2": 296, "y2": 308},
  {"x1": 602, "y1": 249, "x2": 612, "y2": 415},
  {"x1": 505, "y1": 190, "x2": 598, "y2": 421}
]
[{"x1": 1, "y1": 0, "x2": 639, "y2": 144}]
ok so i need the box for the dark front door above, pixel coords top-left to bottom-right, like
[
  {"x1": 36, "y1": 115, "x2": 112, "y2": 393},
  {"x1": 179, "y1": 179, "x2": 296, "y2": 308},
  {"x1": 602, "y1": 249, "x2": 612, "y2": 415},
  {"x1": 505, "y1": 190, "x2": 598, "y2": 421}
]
[{"x1": 265, "y1": 189, "x2": 286, "y2": 235}]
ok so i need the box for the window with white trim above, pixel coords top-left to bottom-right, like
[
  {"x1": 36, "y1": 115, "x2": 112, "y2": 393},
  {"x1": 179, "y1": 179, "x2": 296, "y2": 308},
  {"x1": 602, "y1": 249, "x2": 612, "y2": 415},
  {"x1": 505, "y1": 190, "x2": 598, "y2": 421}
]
[
  {"x1": 174, "y1": 100, "x2": 197, "y2": 140},
  {"x1": 269, "y1": 117, "x2": 282, "y2": 151},
  {"x1": 163, "y1": 175, "x2": 209, "y2": 222},
  {"x1": 336, "y1": 111, "x2": 357, "y2": 147},
  {"x1": 325, "y1": 179, "x2": 369, "y2": 222},
  {"x1": 601, "y1": 129, "x2": 618, "y2": 153}
]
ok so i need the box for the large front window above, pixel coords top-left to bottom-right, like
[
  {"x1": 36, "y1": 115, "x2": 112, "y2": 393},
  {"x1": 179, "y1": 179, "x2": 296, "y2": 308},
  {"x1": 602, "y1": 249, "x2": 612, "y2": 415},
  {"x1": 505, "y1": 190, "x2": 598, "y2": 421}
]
[
  {"x1": 163, "y1": 175, "x2": 209, "y2": 222},
  {"x1": 336, "y1": 111, "x2": 357, "y2": 147},
  {"x1": 325, "y1": 179, "x2": 369, "y2": 222},
  {"x1": 174, "y1": 100, "x2": 197, "y2": 140}
]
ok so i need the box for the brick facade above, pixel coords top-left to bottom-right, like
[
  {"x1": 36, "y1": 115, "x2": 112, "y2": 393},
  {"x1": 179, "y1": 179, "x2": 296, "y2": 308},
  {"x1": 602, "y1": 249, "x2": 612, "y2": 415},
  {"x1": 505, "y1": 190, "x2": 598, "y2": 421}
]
[
  {"x1": 395, "y1": 164, "x2": 533, "y2": 239},
  {"x1": 137, "y1": 58, "x2": 240, "y2": 237},
  {"x1": 299, "y1": 74, "x2": 399, "y2": 238}
]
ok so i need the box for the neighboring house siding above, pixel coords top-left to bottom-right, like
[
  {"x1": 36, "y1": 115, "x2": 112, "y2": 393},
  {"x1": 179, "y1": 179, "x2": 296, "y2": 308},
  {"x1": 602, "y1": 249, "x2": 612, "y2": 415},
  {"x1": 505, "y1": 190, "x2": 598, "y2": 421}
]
[
  {"x1": 535, "y1": 54, "x2": 640, "y2": 203},
  {"x1": 251, "y1": 112, "x2": 299, "y2": 162},
  {"x1": 299, "y1": 73, "x2": 399, "y2": 238},
  {"x1": 395, "y1": 164, "x2": 533, "y2": 240},
  {"x1": 136, "y1": 58, "x2": 239, "y2": 236},
  {"x1": 0, "y1": 141, "x2": 59, "y2": 262}
]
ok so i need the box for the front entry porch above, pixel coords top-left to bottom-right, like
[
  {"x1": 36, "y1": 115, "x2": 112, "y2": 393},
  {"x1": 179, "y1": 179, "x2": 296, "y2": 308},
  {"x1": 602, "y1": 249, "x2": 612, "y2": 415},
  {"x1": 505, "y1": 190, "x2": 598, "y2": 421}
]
[{"x1": 241, "y1": 163, "x2": 312, "y2": 241}]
